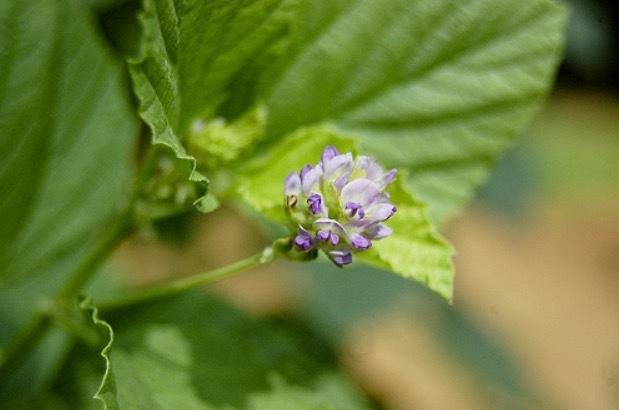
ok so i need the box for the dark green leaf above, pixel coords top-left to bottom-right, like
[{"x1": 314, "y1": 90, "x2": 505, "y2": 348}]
[{"x1": 91, "y1": 292, "x2": 372, "y2": 409}]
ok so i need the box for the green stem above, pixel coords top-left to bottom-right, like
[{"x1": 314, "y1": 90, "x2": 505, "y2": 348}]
[
  {"x1": 57, "y1": 211, "x2": 134, "y2": 301},
  {"x1": 98, "y1": 247, "x2": 275, "y2": 313}
]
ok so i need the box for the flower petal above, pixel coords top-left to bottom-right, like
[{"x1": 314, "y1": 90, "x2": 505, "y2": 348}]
[
  {"x1": 350, "y1": 233, "x2": 372, "y2": 250},
  {"x1": 370, "y1": 202, "x2": 397, "y2": 221},
  {"x1": 313, "y1": 218, "x2": 347, "y2": 238},
  {"x1": 284, "y1": 172, "x2": 301, "y2": 195},
  {"x1": 345, "y1": 201, "x2": 365, "y2": 219},
  {"x1": 356, "y1": 156, "x2": 383, "y2": 180},
  {"x1": 327, "y1": 250, "x2": 352, "y2": 265},
  {"x1": 380, "y1": 169, "x2": 397, "y2": 188},
  {"x1": 341, "y1": 179, "x2": 381, "y2": 209},
  {"x1": 365, "y1": 222, "x2": 393, "y2": 239},
  {"x1": 321, "y1": 146, "x2": 339, "y2": 163},
  {"x1": 323, "y1": 152, "x2": 353, "y2": 180},
  {"x1": 307, "y1": 192, "x2": 327, "y2": 216},
  {"x1": 299, "y1": 164, "x2": 313, "y2": 180},
  {"x1": 301, "y1": 165, "x2": 323, "y2": 194}
]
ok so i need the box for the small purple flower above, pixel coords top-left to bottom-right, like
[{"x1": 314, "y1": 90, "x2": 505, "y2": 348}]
[
  {"x1": 284, "y1": 146, "x2": 397, "y2": 266},
  {"x1": 307, "y1": 193, "x2": 327, "y2": 216}
]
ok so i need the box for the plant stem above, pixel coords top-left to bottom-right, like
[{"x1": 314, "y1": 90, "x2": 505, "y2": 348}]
[
  {"x1": 0, "y1": 313, "x2": 51, "y2": 387},
  {"x1": 57, "y1": 212, "x2": 134, "y2": 301},
  {"x1": 98, "y1": 247, "x2": 275, "y2": 313}
]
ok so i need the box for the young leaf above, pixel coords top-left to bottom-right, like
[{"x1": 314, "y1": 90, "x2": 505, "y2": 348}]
[
  {"x1": 0, "y1": 0, "x2": 137, "y2": 285},
  {"x1": 356, "y1": 177, "x2": 454, "y2": 300}
]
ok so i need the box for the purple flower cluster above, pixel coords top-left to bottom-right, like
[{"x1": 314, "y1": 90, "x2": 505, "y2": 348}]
[{"x1": 284, "y1": 146, "x2": 397, "y2": 265}]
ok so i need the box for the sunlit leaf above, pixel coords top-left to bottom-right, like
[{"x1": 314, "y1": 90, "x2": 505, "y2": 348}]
[
  {"x1": 259, "y1": 0, "x2": 567, "y2": 224},
  {"x1": 357, "y1": 177, "x2": 454, "y2": 300}
]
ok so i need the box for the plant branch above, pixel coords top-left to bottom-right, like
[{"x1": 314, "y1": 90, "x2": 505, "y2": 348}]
[
  {"x1": 57, "y1": 212, "x2": 134, "y2": 301},
  {"x1": 97, "y1": 246, "x2": 277, "y2": 313}
]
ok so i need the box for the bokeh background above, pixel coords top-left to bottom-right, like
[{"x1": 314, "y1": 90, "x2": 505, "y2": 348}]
[{"x1": 107, "y1": 0, "x2": 619, "y2": 408}]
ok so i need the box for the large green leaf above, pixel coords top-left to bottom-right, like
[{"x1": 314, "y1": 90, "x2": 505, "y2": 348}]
[
  {"x1": 259, "y1": 0, "x2": 567, "y2": 224},
  {"x1": 131, "y1": 0, "x2": 565, "y2": 224},
  {"x1": 0, "y1": 0, "x2": 137, "y2": 285},
  {"x1": 79, "y1": 293, "x2": 372, "y2": 409}
]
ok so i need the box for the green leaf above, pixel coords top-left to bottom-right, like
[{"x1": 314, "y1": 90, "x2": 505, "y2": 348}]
[
  {"x1": 131, "y1": 0, "x2": 565, "y2": 223},
  {"x1": 248, "y1": 373, "x2": 372, "y2": 410},
  {"x1": 258, "y1": 0, "x2": 567, "y2": 224},
  {"x1": 128, "y1": 0, "x2": 203, "y2": 203},
  {"x1": 132, "y1": 0, "x2": 565, "y2": 223},
  {"x1": 129, "y1": 0, "x2": 300, "y2": 208},
  {"x1": 357, "y1": 177, "x2": 453, "y2": 300},
  {"x1": 87, "y1": 292, "x2": 372, "y2": 409},
  {"x1": 0, "y1": 0, "x2": 137, "y2": 284}
]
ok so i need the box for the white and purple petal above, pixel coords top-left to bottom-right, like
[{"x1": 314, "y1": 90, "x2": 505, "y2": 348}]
[
  {"x1": 301, "y1": 165, "x2": 323, "y2": 194},
  {"x1": 284, "y1": 172, "x2": 301, "y2": 195},
  {"x1": 321, "y1": 146, "x2": 339, "y2": 163},
  {"x1": 317, "y1": 230, "x2": 340, "y2": 247},
  {"x1": 327, "y1": 250, "x2": 352, "y2": 266},
  {"x1": 369, "y1": 202, "x2": 397, "y2": 221},
  {"x1": 356, "y1": 156, "x2": 383, "y2": 180},
  {"x1": 345, "y1": 201, "x2": 365, "y2": 219},
  {"x1": 307, "y1": 192, "x2": 327, "y2": 216},
  {"x1": 365, "y1": 222, "x2": 393, "y2": 240},
  {"x1": 323, "y1": 152, "x2": 353, "y2": 180},
  {"x1": 294, "y1": 226, "x2": 315, "y2": 250},
  {"x1": 313, "y1": 218, "x2": 348, "y2": 239},
  {"x1": 349, "y1": 233, "x2": 372, "y2": 250},
  {"x1": 299, "y1": 164, "x2": 313, "y2": 180},
  {"x1": 380, "y1": 169, "x2": 397, "y2": 189},
  {"x1": 340, "y1": 179, "x2": 381, "y2": 209}
]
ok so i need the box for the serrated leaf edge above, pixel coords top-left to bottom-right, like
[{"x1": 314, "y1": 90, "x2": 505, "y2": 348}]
[
  {"x1": 80, "y1": 297, "x2": 118, "y2": 410},
  {"x1": 128, "y1": 0, "x2": 215, "y2": 212}
]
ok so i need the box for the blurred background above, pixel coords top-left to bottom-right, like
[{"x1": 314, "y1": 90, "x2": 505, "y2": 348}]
[{"x1": 106, "y1": 0, "x2": 619, "y2": 408}]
